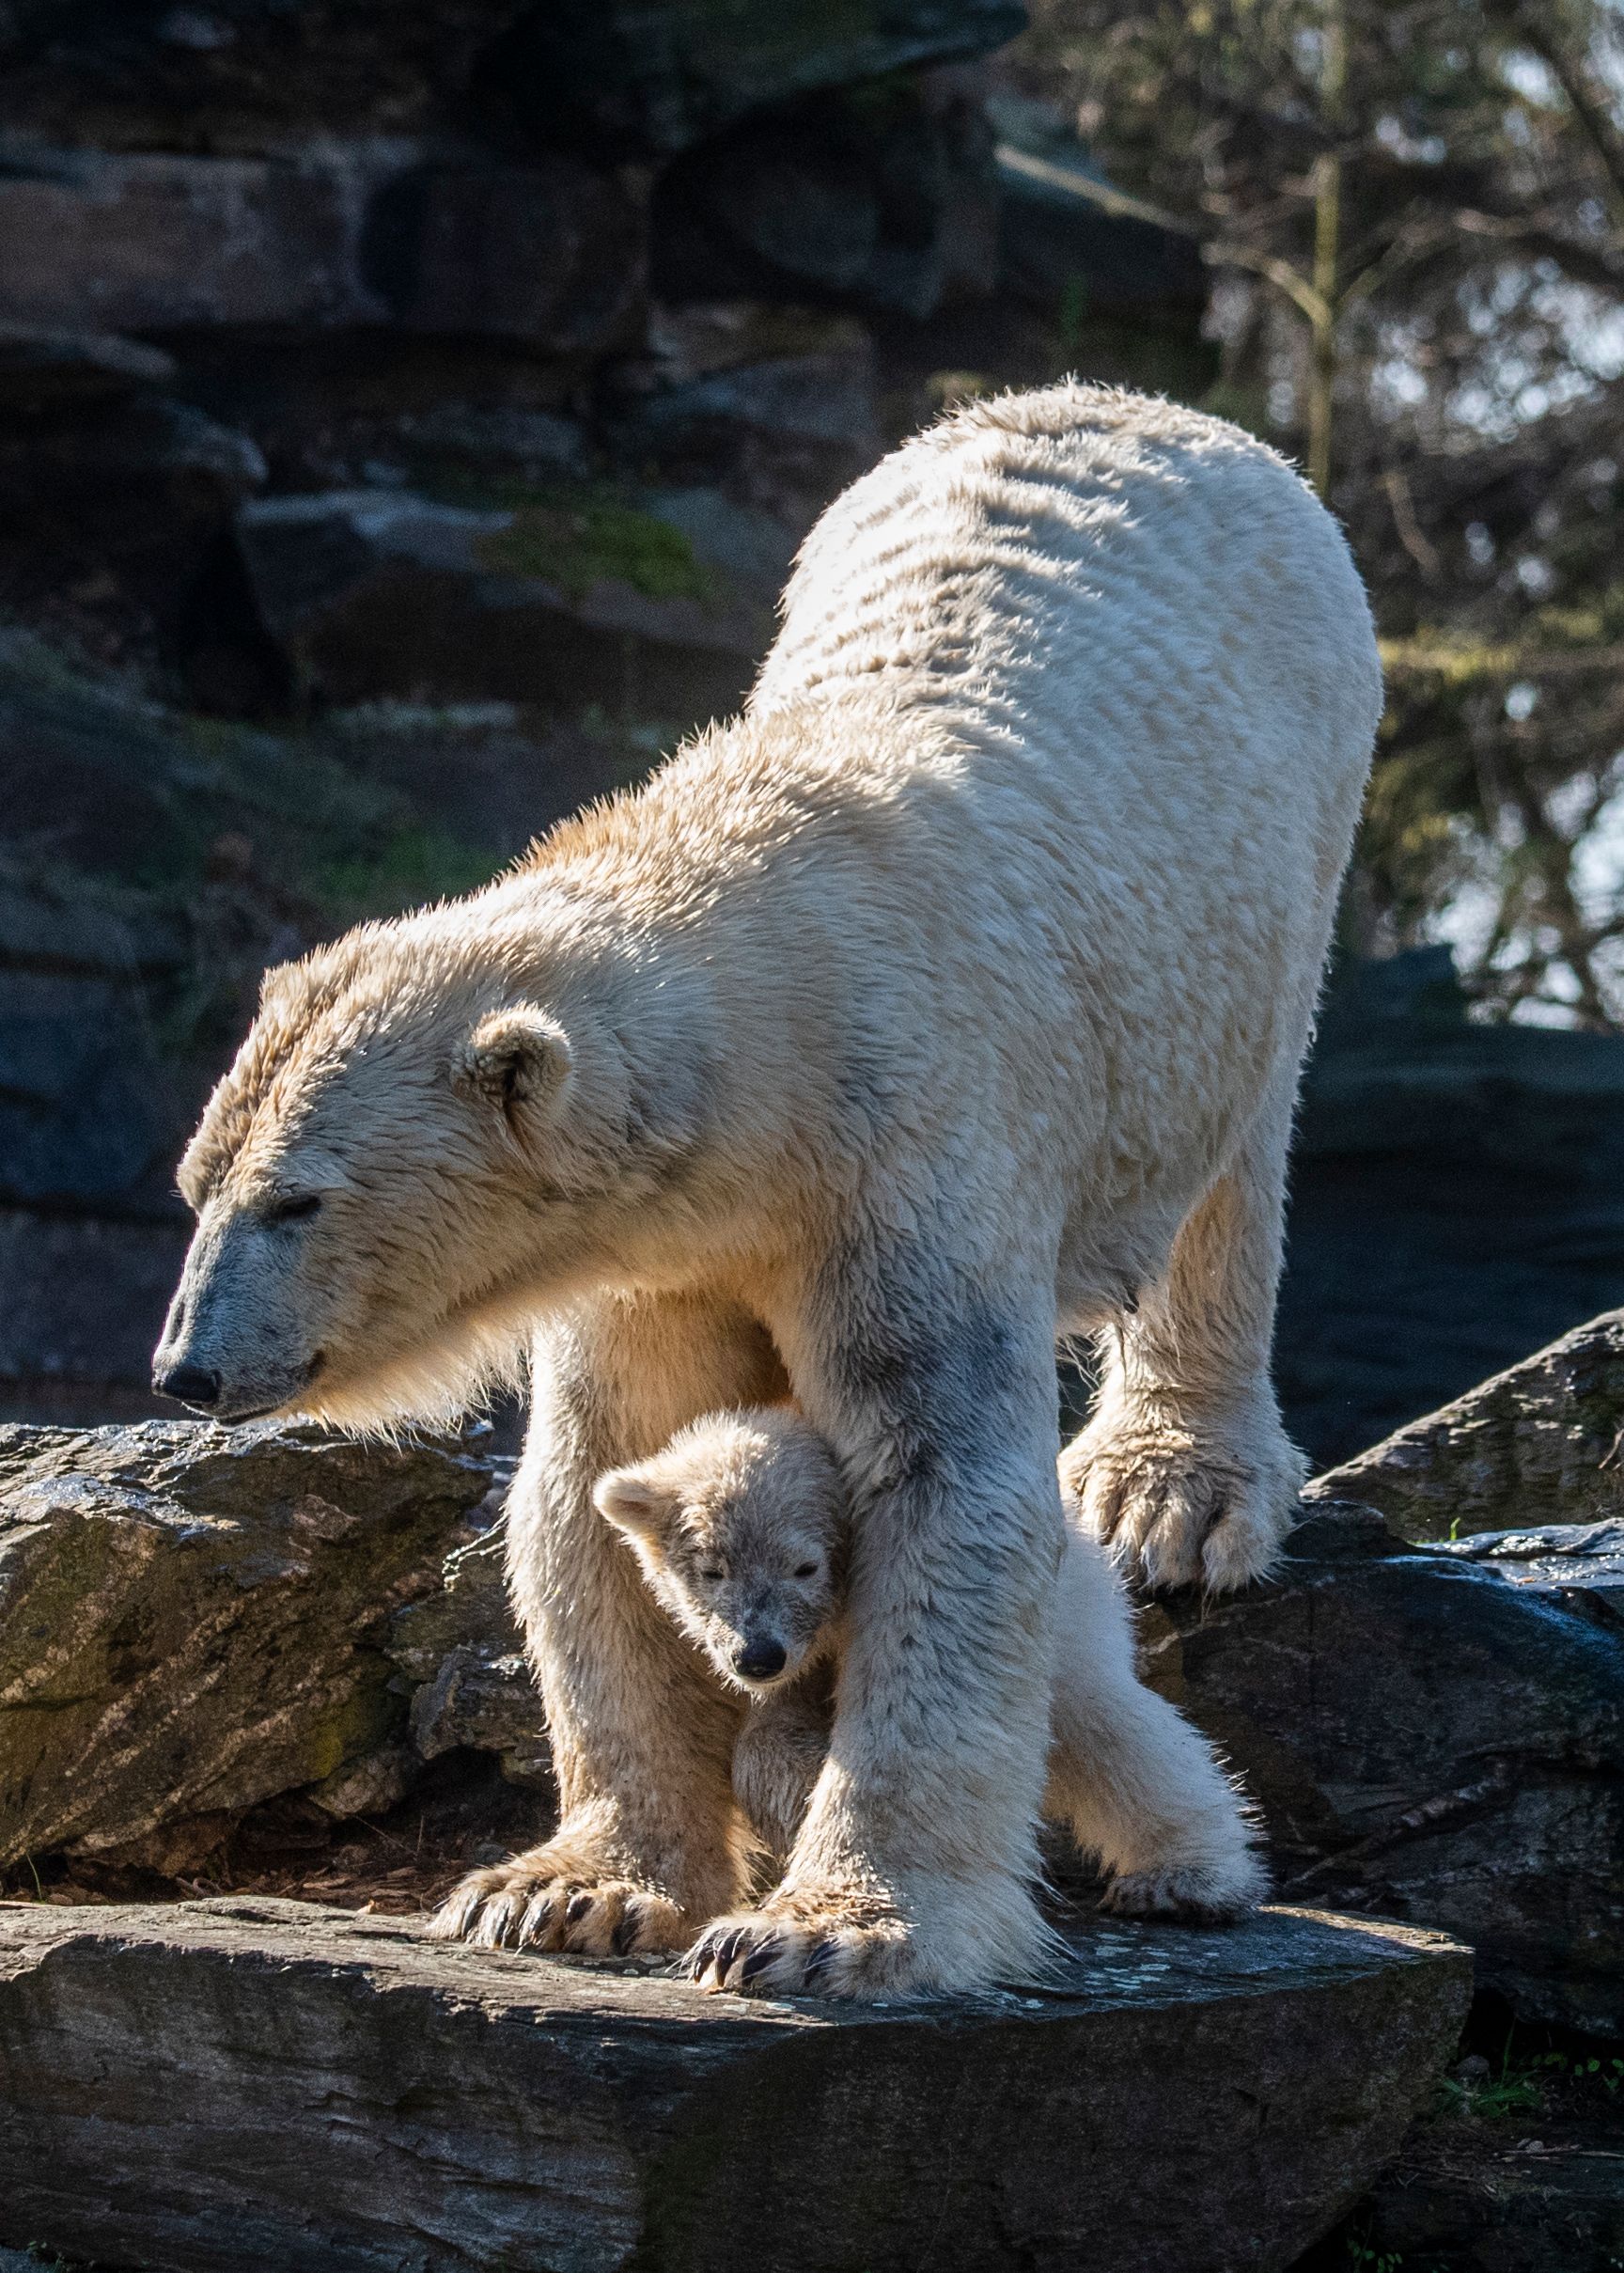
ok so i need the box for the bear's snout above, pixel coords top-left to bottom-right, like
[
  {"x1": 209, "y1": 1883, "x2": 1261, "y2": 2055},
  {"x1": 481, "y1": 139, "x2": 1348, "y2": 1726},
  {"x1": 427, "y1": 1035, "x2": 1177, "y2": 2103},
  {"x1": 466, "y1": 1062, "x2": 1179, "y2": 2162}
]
[
  {"x1": 734, "y1": 1638, "x2": 788, "y2": 1682},
  {"x1": 152, "y1": 1362, "x2": 223, "y2": 1411},
  {"x1": 153, "y1": 1206, "x2": 327, "y2": 1424}
]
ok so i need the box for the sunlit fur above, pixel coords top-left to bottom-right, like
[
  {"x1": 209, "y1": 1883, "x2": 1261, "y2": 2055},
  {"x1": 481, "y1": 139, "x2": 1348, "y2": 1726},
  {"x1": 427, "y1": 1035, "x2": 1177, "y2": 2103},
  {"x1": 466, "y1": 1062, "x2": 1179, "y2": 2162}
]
[{"x1": 163, "y1": 384, "x2": 1381, "y2": 1997}]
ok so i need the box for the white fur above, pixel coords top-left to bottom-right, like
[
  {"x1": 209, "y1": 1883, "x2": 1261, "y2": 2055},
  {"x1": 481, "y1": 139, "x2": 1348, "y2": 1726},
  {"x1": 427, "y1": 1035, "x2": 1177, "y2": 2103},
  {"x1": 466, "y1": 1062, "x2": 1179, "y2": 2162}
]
[
  {"x1": 602, "y1": 1405, "x2": 1263, "y2": 1970},
  {"x1": 164, "y1": 385, "x2": 1380, "y2": 1998}
]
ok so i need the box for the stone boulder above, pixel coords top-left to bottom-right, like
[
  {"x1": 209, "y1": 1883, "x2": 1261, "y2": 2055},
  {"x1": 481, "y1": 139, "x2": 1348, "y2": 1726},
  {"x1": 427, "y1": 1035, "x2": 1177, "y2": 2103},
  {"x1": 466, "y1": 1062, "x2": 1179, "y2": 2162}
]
[
  {"x1": 0, "y1": 145, "x2": 642, "y2": 357},
  {"x1": 0, "y1": 321, "x2": 176, "y2": 409},
  {"x1": 603, "y1": 302, "x2": 882, "y2": 523},
  {"x1": 234, "y1": 483, "x2": 783, "y2": 714},
  {"x1": 0, "y1": 1421, "x2": 493, "y2": 1869},
  {"x1": 0, "y1": 2, "x2": 537, "y2": 149},
  {"x1": 1308, "y1": 1309, "x2": 1624, "y2": 1543},
  {"x1": 653, "y1": 74, "x2": 1001, "y2": 321},
  {"x1": 1140, "y1": 1504, "x2": 1624, "y2": 2038},
  {"x1": 386, "y1": 1517, "x2": 552, "y2": 1790},
  {"x1": 0, "y1": 1896, "x2": 1469, "y2": 2273},
  {"x1": 508, "y1": 0, "x2": 1027, "y2": 155},
  {"x1": 0, "y1": 389, "x2": 267, "y2": 620},
  {"x1": 1303, "y1": 2076, "x2": 1624, "y2": 2273}
]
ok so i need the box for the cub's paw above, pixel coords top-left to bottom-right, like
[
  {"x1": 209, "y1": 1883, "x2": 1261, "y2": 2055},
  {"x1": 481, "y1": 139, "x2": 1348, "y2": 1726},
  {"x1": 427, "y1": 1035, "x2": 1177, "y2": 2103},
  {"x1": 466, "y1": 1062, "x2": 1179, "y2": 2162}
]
[
  {"x1": 429, "y1": 1850, "x2": 685, "y2": 1957},
  {"x1": 683, "y1": 1905, "x2": 917, "y2": 2000},
  {"x1": 1061, "y1": 1405, "x2": 1306, "y2": 1593},
  {"x1": 1101, "y1": 1849, "x2": 1269, "y2": 1926}
]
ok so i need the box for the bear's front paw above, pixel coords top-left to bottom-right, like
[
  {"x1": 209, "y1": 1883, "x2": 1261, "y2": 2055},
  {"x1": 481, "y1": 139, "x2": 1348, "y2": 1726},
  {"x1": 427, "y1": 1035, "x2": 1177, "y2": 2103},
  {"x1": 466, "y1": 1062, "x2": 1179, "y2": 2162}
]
[
  {"x1": 429, "y1": 1848, "x2": 686, "y2": 1957},
  {"x1": 1062, "y1": 1404, "x2": 1306, "y2": 1592},
  {"x1": 684, "y1": 1902, "x2": 917, "y2": 2000}
]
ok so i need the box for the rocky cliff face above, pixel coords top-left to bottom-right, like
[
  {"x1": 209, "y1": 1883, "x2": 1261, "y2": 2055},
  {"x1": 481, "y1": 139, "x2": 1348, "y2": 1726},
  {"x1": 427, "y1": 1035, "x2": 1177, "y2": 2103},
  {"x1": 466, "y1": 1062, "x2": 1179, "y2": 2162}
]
[{"x1": 1282, "y1": 949, "x2": 1624, "y2": 1466}]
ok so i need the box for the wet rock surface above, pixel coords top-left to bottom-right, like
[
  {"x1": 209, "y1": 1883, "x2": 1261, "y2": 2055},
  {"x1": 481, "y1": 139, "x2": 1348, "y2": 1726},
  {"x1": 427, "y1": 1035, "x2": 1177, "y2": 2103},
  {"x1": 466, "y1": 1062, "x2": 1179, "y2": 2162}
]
[
  {"x1": 0, "y1": 1420, "x2": 493, "y2": 1867},
  {"x1": 0, "y1": 1895, "x2": 1469, "y2": 2273},
  {"x1": 1141, "y1": 1504, "x2": 1624, "y2": 2038}
]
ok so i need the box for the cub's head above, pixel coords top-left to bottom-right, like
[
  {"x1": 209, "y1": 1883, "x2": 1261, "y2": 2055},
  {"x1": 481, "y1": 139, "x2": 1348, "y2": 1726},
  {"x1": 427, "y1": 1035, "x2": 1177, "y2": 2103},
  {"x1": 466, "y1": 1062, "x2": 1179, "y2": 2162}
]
[
  {"x1": 594, "y1": 1408, "x2": 847, "y2": 1693},
  {"x1": 151, "y1": 897, "x2": 680, "y2": 1430}
]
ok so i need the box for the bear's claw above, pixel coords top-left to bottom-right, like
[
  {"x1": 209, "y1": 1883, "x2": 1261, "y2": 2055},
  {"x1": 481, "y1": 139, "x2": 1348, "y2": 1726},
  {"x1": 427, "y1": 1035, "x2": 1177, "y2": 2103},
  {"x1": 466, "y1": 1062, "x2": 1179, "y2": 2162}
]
[
  {"x1": 429, "y1": 1855, "x2": 687, "y2": 1958},
  {"x1": 682, "y1": 1905, "x2": 924, "y2": 1999}
]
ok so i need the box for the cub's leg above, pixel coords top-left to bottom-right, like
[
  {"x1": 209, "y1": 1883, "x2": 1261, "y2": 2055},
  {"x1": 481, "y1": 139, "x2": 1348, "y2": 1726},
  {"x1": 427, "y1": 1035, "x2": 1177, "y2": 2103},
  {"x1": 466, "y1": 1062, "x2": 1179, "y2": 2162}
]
[
  {"x1": 1062, "y1": 1072, "x2": 1308, "y2": 1592},
  {"x1": 431, "y1": 1289, "x2": 781, "y2": 1956},
  {"x1": 686, "y1": 1237, "x2": 1064, "y2": 1999},
  {"x1": 1042, "y1": 1529, "x2": 1264, "y2": 1918},
  {"x1": 732, "y1": 1677, "x2": 834, "y2": 1874}
]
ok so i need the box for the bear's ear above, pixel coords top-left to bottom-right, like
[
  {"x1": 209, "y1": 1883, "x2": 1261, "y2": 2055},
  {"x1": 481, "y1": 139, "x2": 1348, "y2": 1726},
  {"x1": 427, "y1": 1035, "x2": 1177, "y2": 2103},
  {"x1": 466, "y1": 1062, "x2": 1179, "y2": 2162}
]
[
  {"x1": 456, "y1": 1006, "x2": 573, "y2": 1122},
  {"x1": 592, "y1": 1467, "x2": 675, "y2": 1544}
]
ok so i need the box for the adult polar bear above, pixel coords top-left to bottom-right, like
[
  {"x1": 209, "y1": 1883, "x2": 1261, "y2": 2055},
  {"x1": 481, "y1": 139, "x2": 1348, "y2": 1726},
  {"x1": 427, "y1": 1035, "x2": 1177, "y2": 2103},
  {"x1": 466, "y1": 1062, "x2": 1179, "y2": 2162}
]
[{"x1": 153, "y1": 386, "x2": 1382, "y2": 1999}]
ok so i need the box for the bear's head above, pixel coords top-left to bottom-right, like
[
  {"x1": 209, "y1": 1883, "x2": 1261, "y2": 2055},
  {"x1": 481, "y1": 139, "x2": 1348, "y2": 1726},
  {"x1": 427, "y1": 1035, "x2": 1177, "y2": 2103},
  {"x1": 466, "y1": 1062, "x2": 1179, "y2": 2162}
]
[
  {"x1": 594, "y1": 1407, "x2": 847, "y2": 1693},
  {"x1": 151, "y1": 894, "x2": 695, "y2": 1429}
]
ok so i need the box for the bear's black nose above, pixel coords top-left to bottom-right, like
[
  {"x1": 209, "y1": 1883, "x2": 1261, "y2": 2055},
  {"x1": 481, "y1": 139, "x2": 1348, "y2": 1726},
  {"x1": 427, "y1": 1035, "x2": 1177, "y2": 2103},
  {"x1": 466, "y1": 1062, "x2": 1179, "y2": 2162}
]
[
  {"x1": 153, "y1": 1363, "x2": 222, "y2": 1410},
  {"x1": 735, "y1": 1639, "x2": 788, "y2": 1681}
]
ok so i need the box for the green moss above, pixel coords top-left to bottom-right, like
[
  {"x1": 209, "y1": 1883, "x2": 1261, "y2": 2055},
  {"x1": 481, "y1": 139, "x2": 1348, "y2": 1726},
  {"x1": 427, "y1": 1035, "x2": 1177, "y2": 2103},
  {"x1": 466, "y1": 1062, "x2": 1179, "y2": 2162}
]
[
  {"x1": 301, "y1": 1671, "x2": 399, "y2": 1788},
  {"x1": 412, "y1": 470, "x2": 724, "y2": 606},
  {"x1": 474, "y1": 494, "x2": 716, "y2": 606},
  {"x1": 313, "y1": 825, "x2": 501, "y2": 923}
]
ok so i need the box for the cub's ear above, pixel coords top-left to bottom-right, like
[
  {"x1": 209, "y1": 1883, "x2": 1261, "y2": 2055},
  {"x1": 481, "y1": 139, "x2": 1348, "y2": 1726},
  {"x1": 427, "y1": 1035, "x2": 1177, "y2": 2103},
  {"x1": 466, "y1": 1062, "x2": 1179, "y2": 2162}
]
[
  {"x1": 456, "y1": 1006, "x2": 573, "y2": 1120},
  {"x1": 592, "y1": 1466, "x2": 675, "y2": 1543}
]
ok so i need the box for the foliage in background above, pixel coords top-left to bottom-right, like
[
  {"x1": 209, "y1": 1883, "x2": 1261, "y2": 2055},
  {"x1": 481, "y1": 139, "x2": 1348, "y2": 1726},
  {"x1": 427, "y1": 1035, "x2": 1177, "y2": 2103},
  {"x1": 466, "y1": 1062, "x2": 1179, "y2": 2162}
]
[{"x1": 1007, "y1": 0, "x2": 1624, "y2": 1024}]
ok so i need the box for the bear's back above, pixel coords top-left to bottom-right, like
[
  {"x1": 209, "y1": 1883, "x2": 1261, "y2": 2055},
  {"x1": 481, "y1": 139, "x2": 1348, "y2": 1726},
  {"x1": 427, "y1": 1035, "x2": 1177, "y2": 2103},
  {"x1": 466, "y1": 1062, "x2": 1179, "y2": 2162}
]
[{"x1": 752, "y1": 384, "x2": 1381, "y2": 842}]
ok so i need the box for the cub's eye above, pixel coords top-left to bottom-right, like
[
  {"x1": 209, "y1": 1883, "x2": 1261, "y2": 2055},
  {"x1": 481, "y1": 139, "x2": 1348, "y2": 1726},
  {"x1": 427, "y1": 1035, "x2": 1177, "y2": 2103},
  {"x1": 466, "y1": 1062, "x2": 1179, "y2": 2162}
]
[
  {"x1": 265, "y1": 1192, "x2": 322, "y2": 1226},
  {"x1": 698, "y1": 1564, "x2": 725, "y2": 1584},
  {"x1": 793, "y1": 1560, "x2": 819, "y2": 1579}
]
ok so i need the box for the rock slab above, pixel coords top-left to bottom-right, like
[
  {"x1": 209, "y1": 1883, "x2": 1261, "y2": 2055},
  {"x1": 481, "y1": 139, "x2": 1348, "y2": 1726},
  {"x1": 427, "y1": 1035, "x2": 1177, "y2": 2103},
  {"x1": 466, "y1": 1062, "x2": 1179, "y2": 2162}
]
[
  {"x1": 0, "y1": 1421, "x2": 493, "y2": 1867},
  {"x1": 1308, "y1": 1308, "x2": 1624, "y2": 1541},
  {"x1": 0, "y1": 1896, "x2": 1469, "y2": 2273},
  {"x1": 1142, "y1": 1505, "x2": 1624, "y2": 2037}
]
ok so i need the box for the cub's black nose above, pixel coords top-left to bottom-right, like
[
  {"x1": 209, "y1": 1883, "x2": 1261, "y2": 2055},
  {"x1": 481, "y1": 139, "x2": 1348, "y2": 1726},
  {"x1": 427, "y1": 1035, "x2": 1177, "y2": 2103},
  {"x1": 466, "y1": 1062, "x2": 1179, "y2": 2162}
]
[
  {"x1": 153, "y1": 1363, "x2": 222, "y2": 1409},
  {"x1": 735, "y1": 1639, "x2": 788, "y2": 1681}
]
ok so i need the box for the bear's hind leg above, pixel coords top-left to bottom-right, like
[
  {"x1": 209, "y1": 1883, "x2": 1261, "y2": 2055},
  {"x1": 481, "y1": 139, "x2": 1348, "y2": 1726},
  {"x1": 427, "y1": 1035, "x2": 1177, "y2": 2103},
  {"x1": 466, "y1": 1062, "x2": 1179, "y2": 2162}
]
[
  {"x1": 1061, "y1": 1072, "x2": 1307, "y2": 1593},
  {"x1": 1042, "y1": 1531, "x2": 1264, "y2": 1920},
  {"x1": 431, "y1": 1289, "x2": 782, "y2": 1956}
]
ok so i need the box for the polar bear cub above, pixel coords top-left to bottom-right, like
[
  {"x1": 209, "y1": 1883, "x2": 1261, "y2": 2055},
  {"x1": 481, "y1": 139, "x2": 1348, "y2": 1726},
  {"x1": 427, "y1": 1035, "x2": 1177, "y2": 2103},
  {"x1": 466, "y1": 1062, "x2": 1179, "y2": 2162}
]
[{"x1": 595, "y1": 1407, "x2": 1264, "y2": 1924}]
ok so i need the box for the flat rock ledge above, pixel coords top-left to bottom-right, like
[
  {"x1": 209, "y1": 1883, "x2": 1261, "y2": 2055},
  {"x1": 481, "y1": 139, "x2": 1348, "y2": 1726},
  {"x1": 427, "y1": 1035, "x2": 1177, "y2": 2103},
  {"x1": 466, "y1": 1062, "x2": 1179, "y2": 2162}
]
[{"x1": 0, "y1": 1898, "x2": 1468, "y2": 2273}]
